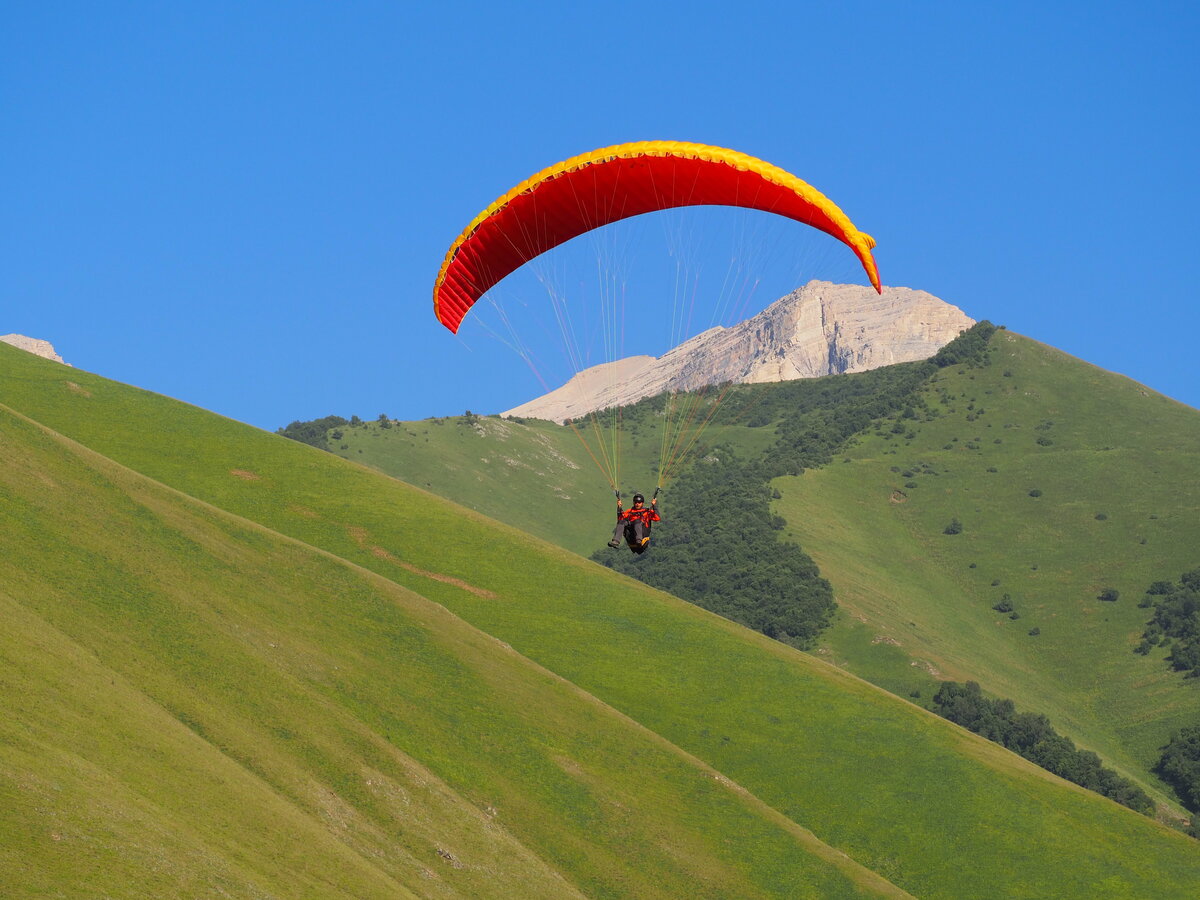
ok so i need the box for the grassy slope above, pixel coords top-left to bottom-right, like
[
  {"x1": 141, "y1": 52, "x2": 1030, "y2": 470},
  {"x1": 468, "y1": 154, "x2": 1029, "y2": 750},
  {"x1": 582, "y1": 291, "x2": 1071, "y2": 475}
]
[
  {"x1": 0, "y1": 404, "x2": 897, "y2": 899},
  {"x1": 776, "y1": 331, "x2": 1200, "y2": 805},
  {"x1": 3, "y1": 344, "x2": 1200, "y2": 897}
]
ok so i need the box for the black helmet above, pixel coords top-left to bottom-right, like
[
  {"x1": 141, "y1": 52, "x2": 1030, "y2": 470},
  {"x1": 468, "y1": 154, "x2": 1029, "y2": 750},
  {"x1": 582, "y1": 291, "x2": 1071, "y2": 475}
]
[{"x1": 632, "y1": 493, "x2": 645, "y2": 503}]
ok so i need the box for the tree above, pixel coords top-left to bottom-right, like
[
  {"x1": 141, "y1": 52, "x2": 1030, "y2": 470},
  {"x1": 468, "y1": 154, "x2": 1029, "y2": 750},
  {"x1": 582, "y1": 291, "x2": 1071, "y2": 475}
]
[
  {"x1": 1159, "y1": 727, "x2": 1200, "y2": 812},
  {"x1": 1138, "y1": 570, "x2": 1200, "y2": 677},
  {"x1": 1170, "y1": 642, "x2": 1200, "y2": 674},
  {"x1": 276, "y1": 415, "x2": 349, "y2": 450}
]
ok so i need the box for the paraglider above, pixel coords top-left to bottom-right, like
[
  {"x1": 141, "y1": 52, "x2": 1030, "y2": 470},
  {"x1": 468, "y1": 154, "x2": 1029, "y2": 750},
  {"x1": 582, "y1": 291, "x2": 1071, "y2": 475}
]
[
  {"x1": 433, "y1": 141, "x2": 881, "y2": 549},
  {"x1": 609, "y1": 489, "x2": 661, "y2": 554},
  {"x1": 433, "y1": 141, "x2": 880, "y2": 334}
]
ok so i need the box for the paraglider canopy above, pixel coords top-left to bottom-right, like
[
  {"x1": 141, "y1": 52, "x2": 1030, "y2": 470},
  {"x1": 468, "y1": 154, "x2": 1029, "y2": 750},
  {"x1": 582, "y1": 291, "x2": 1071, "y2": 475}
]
[{"x1": 433, "y1": 141, "x2": 880, "y2": 334}]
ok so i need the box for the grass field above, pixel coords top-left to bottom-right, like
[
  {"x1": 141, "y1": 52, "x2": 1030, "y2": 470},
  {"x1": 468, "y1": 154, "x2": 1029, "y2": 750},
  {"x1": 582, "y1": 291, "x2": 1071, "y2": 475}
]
[{"x1": 4, "y1": 340, "x2": 1200, "y2": 897}]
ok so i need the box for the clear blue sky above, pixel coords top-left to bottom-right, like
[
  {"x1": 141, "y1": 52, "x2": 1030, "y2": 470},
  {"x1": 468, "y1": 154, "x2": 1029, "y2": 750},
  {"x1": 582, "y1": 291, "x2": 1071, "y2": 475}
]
[{"x1": 4, "y1": 2, "x2": 1197, "y2": 429}]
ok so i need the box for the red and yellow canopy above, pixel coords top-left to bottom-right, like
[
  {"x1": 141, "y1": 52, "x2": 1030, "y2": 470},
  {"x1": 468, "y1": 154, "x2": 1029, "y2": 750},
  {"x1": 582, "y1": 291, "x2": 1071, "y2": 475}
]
[{"x1": 433, "y1": 141, "x2": 880, "y2": 333}]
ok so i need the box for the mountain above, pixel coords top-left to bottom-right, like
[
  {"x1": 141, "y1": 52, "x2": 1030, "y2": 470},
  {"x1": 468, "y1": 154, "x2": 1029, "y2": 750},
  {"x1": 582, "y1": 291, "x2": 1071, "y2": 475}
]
[
  {"x1": 306, "y1": 324, "x2": 1200, "y2": 821},
  {"x1": 1, "y1": 333, "x2": 68, "y2": 365},
  {"x1": 504, "y1": 281, "x2": 973, "y2": 422},
  {"x1": 4, "y1": 342, "x2": 1200, "y2": 897}
]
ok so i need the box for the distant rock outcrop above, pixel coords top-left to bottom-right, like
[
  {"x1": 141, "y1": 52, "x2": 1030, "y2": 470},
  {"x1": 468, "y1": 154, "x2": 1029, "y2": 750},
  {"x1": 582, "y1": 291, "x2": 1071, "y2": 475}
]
[
  {"x1": 1, "y1": 334, "x2": 69, "y2": 366},
  {"x1": 503, "y1": 281, "x2": 974, "y2": 422}
]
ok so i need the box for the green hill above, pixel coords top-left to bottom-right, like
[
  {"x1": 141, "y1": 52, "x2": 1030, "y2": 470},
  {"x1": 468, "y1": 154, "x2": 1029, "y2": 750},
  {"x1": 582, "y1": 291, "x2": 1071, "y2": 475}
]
[
  {"x1": 3, "y1": 340, "x2": 1200, "y2": 897},
  {"x1": 775, "y1": 329, "x2": 1200, "y2": 806},
  {"x1": 284, "y1": 328, "x2": 1200, "y2": 816},
  {"x1": 0, "y1": 378, "x2": 898, "y2": 898}
]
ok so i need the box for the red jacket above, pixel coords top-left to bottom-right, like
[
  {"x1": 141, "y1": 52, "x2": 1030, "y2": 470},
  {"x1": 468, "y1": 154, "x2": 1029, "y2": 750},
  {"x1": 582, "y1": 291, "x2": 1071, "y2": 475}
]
[{"x1": 618, "y1": 504, "x2": 660, "y2": 526}]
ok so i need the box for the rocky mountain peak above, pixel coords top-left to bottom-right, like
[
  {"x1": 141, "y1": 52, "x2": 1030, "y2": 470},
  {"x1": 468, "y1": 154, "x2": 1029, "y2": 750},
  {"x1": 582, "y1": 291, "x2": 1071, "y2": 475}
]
[
  {"x1": 1, "y1": 334, "x2": 69, "y2": 366},
  {"x1": 503, "y1": 281, "x2": 973, "y2": 422}
]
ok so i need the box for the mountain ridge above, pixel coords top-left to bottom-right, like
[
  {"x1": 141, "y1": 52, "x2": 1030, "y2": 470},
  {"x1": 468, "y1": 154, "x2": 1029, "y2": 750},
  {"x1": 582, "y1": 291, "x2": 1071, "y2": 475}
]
[{"x1": 504, "y1": 280, "x2": 973, "y2": 422}]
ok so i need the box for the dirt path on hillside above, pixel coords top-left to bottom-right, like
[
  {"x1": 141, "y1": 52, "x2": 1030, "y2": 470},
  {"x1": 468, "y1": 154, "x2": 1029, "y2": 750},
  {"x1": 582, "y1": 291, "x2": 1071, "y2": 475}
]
[{"x1": 345, "y1": 524, "x2": 497, "y2": 598}]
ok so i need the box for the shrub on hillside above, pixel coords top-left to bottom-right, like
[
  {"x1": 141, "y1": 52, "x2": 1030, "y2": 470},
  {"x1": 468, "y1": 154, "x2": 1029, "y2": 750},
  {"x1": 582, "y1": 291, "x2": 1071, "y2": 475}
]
[
  {"x1": 1136, "y1": 568, "x2": 1200, "y2": 677},
  {"x1": 1157, "y1": 726, "x2": 1200, "y2": 812},
  {"x1": 277, "y1": 415, "x2": 350, "y2": 450},
  {"x1": 931, "y1": 321, "x2": 997, "y2": 367},
  {"x1": 1171, "y1": 642, "x2": 1200, "y2": 674}
]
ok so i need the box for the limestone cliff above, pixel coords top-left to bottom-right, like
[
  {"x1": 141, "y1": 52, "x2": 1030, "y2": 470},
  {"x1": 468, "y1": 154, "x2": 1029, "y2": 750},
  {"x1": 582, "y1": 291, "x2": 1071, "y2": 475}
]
[
  {"x1": 503, "y1": 281, "x2": 973, "y2": 422},
  {"x1": 1, "y1": 334, "x2": 69, "y2": 366}
]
